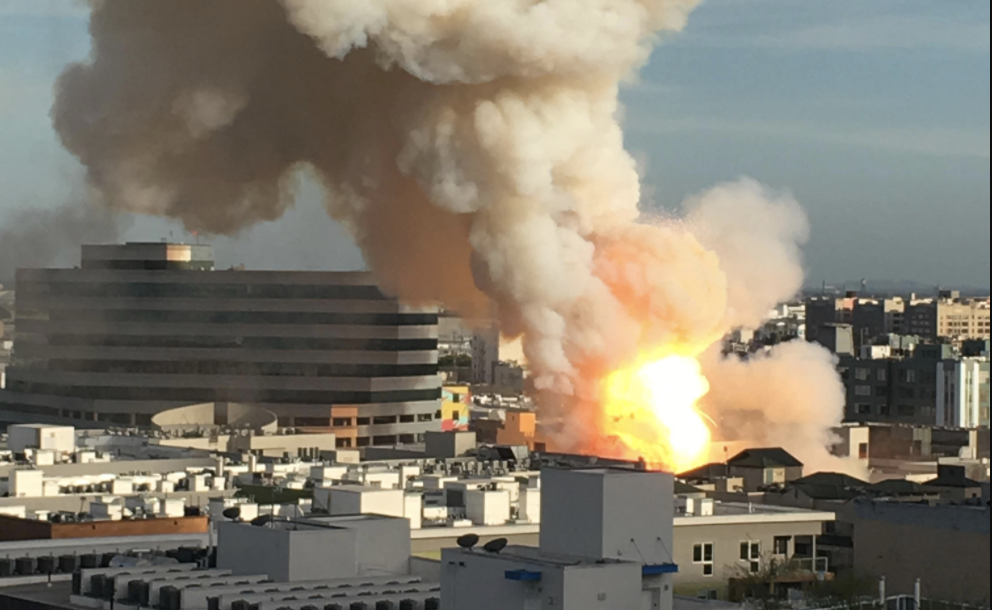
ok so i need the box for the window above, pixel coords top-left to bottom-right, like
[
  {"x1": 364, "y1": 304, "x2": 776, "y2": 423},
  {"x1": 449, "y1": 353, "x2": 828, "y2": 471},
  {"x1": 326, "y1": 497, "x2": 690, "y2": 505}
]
[
  {"x1": 335, "y1": 438, "x2": 352, "y2": 448},
  {"x1": 877, "y1": 369, "x2": 887, "y2": 382},
  {"x1": 897, "y1": 405, "x2": 916, "y2": 417},
  {"x1": 856, "y1": 404, "x2": 872, "y2": 415},
  {"x1": 855, "y1": 386, "x2": 872, "y2": 397},
  {"x1": 693, "y1": 543, "x2": 714, "y2": 577},
  {"x1": 357, "y1": 417, "x2": 371, "y2": 426},
  {"x1": 740, "y1": 541, "x2": 760, "y2": 562},
  {"x1": 855, "y1": 368, "x2": 870, "y2": 381},
  {"x1": 333, "y1": 418, "x2": 353, "y2": 428},
  {"x1": 774, "y1": 537, "x2": 791, "y2": 556},
  {"x1": 858, "y1": 443, "x2": 869, "y2": 460},
  {"x1": 417, "y1": 414, "x2": 434, "y2": 422}
]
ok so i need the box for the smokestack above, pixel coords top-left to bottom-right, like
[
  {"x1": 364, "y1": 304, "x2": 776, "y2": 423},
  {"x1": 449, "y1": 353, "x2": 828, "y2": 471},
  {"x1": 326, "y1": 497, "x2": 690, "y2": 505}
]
[{"x1": 52, "y1": 0, "x2": 847, "y2": 470}]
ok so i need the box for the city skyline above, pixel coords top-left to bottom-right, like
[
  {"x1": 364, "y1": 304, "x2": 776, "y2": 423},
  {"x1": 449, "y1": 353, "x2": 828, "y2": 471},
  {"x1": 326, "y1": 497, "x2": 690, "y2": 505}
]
[{"x1": 0, "y1": 0, "x2": 989, "y2": 288}]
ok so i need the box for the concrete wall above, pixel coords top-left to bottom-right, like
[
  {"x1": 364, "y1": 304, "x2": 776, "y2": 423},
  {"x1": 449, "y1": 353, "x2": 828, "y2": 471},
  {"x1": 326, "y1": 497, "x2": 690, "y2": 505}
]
[
  {"x1": 541, "y1": 468, "x2": 675, "y2": 564},
  {"x1": 440, "y1": 547, "x2": 645, "y2": 610},
  {"x1": 425, "y1": 431, "x2": 476, "y2": 458},
  {"x1": 217, "y1": 522, "x2": 356, "y2": 582},
  {"x1": 341, "y1": 516, "x2": 412, "y2": 577},
  {"x1": 8, "y1": 425, "x2": 75, "y2": 454},
  {"x1": 851, "y1": 502, "x2": 990, "y2": 605},
  {"x1": 440, "y1": 548, "x2": 544, "y2": 610}
]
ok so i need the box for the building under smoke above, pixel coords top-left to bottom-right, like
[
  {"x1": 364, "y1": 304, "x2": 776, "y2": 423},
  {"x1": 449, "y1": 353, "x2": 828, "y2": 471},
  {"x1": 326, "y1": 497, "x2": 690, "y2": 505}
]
[{"x1": 0, "y1": 243, "x2": 442, "y2": 447}]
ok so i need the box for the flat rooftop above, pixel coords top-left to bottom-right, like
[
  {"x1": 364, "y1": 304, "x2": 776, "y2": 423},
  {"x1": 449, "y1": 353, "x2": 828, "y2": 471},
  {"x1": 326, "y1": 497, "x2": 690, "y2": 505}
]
[{"x1": 448, "y1": 544, "x2": 626, "y2": 568}]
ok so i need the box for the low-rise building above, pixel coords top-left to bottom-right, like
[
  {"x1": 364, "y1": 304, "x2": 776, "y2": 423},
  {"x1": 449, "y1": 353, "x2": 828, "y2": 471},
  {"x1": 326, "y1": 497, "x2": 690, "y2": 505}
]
[{"x1": 725, "y1": 448, "x2": 804, "y2": 492}]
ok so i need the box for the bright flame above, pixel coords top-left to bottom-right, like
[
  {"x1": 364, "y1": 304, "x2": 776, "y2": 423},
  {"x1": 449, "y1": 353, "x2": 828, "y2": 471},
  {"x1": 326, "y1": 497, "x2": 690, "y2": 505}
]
[{"x1": 600, "y1": 354, "x2": 713, "y2": 473}]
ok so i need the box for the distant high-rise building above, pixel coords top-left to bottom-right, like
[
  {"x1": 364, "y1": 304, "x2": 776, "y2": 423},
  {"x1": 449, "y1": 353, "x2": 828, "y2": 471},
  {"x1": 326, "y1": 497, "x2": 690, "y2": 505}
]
[
  {"x1": 471, "y1": 324, "x2": 499, "y2": 385},
  {"x1": 0, "y1": 243, "x2": 442, "y2": 447},
  {"x1": 937, "y1": 358, "x2": 990, "y2": 429}
]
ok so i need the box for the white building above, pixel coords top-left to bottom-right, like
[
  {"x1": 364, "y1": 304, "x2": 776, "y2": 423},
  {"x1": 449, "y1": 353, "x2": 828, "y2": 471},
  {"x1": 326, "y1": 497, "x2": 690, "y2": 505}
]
[
  {"x1": 7, "y1": 424, "x2": 76, "y2": 455},
  {"x1": 937, "y1": 358, "x2": 990, "y2": 428},
  {"x1": 441, "y1": 468, "x2": 677, "y2": 610}
]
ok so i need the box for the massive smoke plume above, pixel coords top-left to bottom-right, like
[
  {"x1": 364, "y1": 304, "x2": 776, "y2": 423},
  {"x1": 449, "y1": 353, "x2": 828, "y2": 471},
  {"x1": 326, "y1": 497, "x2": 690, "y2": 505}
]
[{"x1": 53, "y1": 0, "x2": 847, "y2": 470}]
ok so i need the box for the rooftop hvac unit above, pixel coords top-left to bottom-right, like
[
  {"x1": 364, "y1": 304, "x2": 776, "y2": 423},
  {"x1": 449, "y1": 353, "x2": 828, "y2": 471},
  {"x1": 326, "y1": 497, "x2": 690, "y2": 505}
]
[
  {"x1": 0, "y1": 559, "x2": 13, "y2": 579},
  {"x1": 375, "y1": 602, "x2": 395, "y2": 610},
  {"x1": 59, "y1": 555, "x2": 80, "y2": 574},
  {"x1": 99, "y1": 575, "x2": 117, "y2": 601},
  {"x1": 231, "y1": 602, "x2": 251, "y2": 610},
  {"x1": 80, "y1": 554, "x2": 100, "y2": 570},
  {"x1": 425, "y1": 599, "x2": 441, "y2": 610},
  {"x1": 127, "y1": 580, "x2": 150, "y2": 606},
  {"x1": 350, "y1": 603, "x2": 369, "y2": 610},
  {"x1": 324, "y1": 605, "x2": 344, "y2": 610},
  {"x1": 160, "y1": 586, "x2": 182, "y2": 610},
  {"x1": 15, "y1": 557, "x2": 37, "y2": 577},
  {"x1": 301, "y1": 606, "x2": 320, "y2": 610},
  {"x1": 399, "y1": 601, "x2": 417, "y2": 610}
]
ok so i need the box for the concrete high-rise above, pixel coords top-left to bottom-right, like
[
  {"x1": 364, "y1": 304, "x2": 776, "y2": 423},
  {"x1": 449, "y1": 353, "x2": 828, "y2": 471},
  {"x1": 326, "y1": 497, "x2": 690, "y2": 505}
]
[{"x1": 0, "y1": 243, "x2": 442, "y2": 447}]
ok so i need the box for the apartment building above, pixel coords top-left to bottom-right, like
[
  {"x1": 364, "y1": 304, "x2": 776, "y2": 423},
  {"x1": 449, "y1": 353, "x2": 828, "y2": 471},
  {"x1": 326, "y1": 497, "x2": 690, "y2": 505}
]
[{"x1": 0, "y1": 243, "x2": 442, "y2": 447}]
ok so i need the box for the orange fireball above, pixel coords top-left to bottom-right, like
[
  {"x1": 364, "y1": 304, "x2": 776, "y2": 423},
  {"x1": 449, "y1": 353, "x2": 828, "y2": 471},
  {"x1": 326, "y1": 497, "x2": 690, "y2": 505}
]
[{"x1": 599, "y1": 354, "x2": 713, "y2": 473}]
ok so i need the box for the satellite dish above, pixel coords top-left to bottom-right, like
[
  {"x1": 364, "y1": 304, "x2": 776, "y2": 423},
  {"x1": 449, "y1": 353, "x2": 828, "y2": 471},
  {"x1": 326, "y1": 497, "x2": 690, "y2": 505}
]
[
  {"x1": 251, "y1": 515, "x2": 274, "y2": 527},
  {"x1": 222, "y1": 507, "x2": 241, "y2": 521},
  {"x1": 483, "y1": 538, "x2": 508, "y2": 554},
  {"x1": 456, "y1": 534, "x2": 480, "y2": 550}
]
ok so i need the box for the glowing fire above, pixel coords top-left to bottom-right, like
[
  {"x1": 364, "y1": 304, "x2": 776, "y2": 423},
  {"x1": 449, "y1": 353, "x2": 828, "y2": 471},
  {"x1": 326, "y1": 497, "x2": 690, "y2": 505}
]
[{"x1": 599, "y1": 354, "x2": 713, "y2": 473}]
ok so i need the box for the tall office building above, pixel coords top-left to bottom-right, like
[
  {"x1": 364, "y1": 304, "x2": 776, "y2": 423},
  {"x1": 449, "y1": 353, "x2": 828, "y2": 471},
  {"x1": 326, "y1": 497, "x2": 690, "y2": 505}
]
[{"x1": 0, "y1": 244, "x2": 442, "y2": 447}]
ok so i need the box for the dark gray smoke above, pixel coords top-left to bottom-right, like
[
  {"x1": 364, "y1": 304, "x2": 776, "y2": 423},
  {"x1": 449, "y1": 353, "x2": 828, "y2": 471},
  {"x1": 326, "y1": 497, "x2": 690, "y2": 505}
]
[{"x1": 0, "y1": 200, "x2": 129, "y2": 282}]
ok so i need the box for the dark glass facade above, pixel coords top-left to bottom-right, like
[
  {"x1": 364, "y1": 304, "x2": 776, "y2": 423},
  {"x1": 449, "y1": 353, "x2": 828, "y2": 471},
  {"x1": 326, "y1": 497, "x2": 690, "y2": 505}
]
[{"x1": 0, "y1": 254, "x2": 442, "y2": 442}]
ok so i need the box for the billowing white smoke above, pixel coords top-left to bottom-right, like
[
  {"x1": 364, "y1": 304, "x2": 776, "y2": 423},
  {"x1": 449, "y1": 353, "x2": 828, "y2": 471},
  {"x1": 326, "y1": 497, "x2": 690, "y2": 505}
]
[{"x1": 54, "y1": 0, "x2": 847, "y2": 471}]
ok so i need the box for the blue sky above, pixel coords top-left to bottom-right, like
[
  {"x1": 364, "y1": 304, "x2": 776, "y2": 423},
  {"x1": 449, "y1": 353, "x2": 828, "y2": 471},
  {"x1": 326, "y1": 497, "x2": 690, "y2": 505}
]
[{"x1": 0, "y1": 0, "x2": 989, "y2": 286}]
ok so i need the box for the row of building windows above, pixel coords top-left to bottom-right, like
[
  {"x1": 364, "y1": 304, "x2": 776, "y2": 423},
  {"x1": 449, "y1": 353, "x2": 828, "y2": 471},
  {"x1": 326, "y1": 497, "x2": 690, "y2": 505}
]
[
  {"x1": 41, "y1": 360, "x2": 439, "y2": 378},
  {"x1": 297, "y1": 413, "x2": 440, "y2": 428},
  {"x1": 691, "y1": 538, "x2": 799, "y2": 577},
  {"x1": 18, "y1": 281, "x2": 390, "y2": 301},
  {"x1": 27, "y1": 335, "x2": 439, "y2": 352},
  {"x1": 45, "y1": 310, "x2": 439, "y2": 327},
  {"x1": 853, "y1": 403, "x2": 937, "y2": 419},
  {"x1": 1, "y1": 382, "x2": 443, "y2": 405}
]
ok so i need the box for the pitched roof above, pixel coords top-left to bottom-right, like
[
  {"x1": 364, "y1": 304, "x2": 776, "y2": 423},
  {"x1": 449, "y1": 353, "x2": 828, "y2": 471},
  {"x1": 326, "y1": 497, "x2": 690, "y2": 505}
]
[
  {"x1": 790, "y1": 472, "x2": 869, "y2": 501},
  {"x1": 727, "y1": 448, "x2": 803, "y2": 469},
  {"x1": 793, "y1": 472, "x2": 868, "y2": 489},
  {"x1": 870, "y1": 479, "x2": 928, "y2": 496},
  {"x1": 793, "y1": 483, "x2": 861, "y2": 501},
  {"x1": 923, "y1": 475, "x2": 983, "y2": 489},
  {"x1": 674, "y1": 481, "x2": 705, "y2": 495},
  {"x1": 678, "y1": 463, "x2": 729, "y2": 482}
]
